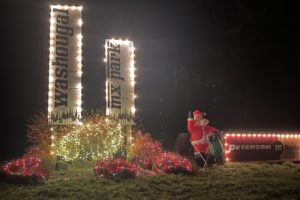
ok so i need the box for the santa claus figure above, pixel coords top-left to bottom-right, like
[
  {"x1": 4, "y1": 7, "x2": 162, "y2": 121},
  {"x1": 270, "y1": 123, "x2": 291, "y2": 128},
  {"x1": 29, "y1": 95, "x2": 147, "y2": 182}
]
[{"x1": 187, "y1": 109, "x2": 217, "y2": 165}]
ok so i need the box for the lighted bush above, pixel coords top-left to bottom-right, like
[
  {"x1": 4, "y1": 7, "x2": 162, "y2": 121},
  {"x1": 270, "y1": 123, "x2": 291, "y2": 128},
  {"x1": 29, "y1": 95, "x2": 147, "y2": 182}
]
[
  {"x1": 152, "y1": 152, "x2": 193, "y2": 174},
  {"x1": 127, "y1": 131, "x2": 163, "y2": 160},
  {"x1": 55, "y1": 113, "x2": 127, "y2": 161},
  {"x1": 94, "y1": 158, "x2": 137, "y2": 179},
  {"x1": 130, "y1": 156, "x2": 152, "y2": 170},
  {"x1": 128, "y1": 131, "x2": 193, "y2": 175},
  {"x1": 1, "y1": 156, "x2": 47, "y2": 182},
  {"x1": 24, "y1": 113, "x2": 52, "y2": 160}
]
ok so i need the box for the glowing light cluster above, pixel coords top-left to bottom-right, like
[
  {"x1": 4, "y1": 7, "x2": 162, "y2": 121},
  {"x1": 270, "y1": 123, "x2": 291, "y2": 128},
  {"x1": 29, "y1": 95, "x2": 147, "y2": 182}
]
[
  {"x1": 151, "y1": 152, "x2": 193, "y2": 174},
  {"x1": 127, "y1": 131, "x2": 163, "y2": 159},
  {"x1": 50, "y1": 5, "x2": 82, "y2": 11},
  {"x1": 94, "y1": 158, "x2": 138, "y2": 179},
  {"x1": 48, "y1": 5, "x2": 83, "y2": 123},
  {"x1": 50, "y1": 130, "x2": 55, "y2": 155},
  {"x1": 104, "y1": 39, "x2": 136, "y2": 117},
  {"x1": 93, "y1": 151, "x2": 192, "y2": 179},
  {"x1": 1, "y1": 157, "x2": 46, "y2": 179},
  {"x1": 127, "y1": 132, "x2": 193, "y2": 175},
  {"x1": 224, "y1": 132, "x2": 300, "y2": 162},
  {"x1": 224, "y1": 133, "x2": 300, "y2": 139},
  {"x1": 55, "y1": 114, "x2": 125, "y2": 161}
]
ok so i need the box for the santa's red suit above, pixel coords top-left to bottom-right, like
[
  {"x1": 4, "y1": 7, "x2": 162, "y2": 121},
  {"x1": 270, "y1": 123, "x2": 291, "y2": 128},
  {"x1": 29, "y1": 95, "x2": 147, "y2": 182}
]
[{"x1": 187, "y1": 111, "x2": 216, "y2": 154}]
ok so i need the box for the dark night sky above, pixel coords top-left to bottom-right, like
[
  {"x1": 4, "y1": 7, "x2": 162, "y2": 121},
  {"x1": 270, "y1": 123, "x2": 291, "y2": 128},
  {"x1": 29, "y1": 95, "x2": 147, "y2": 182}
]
[{"x1": 1, "y1": 0, "x2": 299, "y2": 160}]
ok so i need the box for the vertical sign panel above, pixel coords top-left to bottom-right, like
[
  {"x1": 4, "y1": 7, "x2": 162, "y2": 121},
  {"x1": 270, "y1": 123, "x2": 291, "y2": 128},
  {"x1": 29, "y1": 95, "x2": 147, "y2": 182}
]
[
  {"x1": 48, "y1": 5, "x2": 83, "y2": 125},
  {"x1": 105, "y1": 39, "x2": 136, "y2": 125}
]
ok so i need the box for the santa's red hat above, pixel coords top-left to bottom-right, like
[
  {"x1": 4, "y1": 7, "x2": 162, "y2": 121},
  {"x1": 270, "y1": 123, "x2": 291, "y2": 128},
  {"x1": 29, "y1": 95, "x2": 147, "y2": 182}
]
[{"x1": 193, "y1": 109, "x2": 204, "y2": 116}]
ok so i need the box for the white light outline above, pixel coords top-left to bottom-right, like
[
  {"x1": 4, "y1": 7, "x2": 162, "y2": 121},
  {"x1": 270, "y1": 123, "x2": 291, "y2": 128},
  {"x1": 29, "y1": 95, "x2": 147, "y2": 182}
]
[
  {"x1": 49, "y1": 5, "x2": 83, "y2": 123},
  {"x1": 224, "y1": 132, "x2": 300, "y2": 162},
  {"x1": 104, "y1": 39, "x2": 136, "y2": 117}
]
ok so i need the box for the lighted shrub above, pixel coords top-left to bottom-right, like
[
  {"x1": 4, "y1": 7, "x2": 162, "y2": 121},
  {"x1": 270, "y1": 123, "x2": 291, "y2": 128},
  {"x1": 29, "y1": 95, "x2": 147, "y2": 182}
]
[
  {"x1": 152, "y1": 152, "x2": 193, "y2": 174},
  {"x1": 94, "y1": 158, "x2": 137, "y2": 179},
  {"x1": 55, "y1": 113, "x2": 126, "y2": 161},
  {"x1": 127, "y1": 131, "x2": 163, "y2": 160},
  {"x1": 24, "y1": 113, "x2": 52, "y2": 160},
  {"x1": 1, "y1": 156, "x2": 47, "y2": 183},
  {"x1": 128, "y1": 132, "x2": 193, "y2": 175}
]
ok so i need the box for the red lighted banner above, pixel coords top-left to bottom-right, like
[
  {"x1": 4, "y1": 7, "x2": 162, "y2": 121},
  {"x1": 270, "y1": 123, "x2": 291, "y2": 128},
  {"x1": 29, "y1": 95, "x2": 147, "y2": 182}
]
[{"x1": 224, "y1": 133, "x2": 300, "y2": 162}]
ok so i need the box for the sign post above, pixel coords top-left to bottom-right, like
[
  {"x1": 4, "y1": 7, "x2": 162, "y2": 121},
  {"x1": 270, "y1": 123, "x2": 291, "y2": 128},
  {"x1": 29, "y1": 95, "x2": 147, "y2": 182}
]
[
  {"x1": 48, "y1": 5, "x2": 83, "y2": 157},
  {"x1": 105, "y1": 39, "x2": 136, "y2": 145},
  {"x1": 48, "y1": 5, "x2": 83, "y2": 125}
]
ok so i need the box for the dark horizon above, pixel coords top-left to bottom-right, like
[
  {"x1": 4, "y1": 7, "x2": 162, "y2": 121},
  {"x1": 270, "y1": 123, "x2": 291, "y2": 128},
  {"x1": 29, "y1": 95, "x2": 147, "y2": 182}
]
[{"x1": 1, "y1": 0, "x2": 299, "y2": 161}]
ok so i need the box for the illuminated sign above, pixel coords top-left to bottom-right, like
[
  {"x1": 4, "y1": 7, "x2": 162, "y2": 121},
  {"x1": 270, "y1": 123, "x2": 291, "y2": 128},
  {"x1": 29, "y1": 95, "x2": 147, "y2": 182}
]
[
  {"x1": 48, "y1": 5, "x2": 83, "y2": 125},
  {"x1": 225, "y1": 133, "x2": 300, "y2": 162},
  {"x1": 104, "y1": 39, "x2": 136, "y2": 125}
]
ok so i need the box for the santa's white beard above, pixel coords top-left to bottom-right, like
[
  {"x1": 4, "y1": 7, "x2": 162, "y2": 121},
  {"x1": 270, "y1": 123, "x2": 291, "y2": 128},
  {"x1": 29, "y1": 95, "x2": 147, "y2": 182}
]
[{"x1": 195, "y1": 119, "x2": 209, "y2": 126}]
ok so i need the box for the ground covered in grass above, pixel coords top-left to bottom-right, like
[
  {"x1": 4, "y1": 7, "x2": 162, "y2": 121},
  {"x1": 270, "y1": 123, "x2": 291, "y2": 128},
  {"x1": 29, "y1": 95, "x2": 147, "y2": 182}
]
[{"x1": 1, "y1": 162, "x2": 300, "y2": 200}]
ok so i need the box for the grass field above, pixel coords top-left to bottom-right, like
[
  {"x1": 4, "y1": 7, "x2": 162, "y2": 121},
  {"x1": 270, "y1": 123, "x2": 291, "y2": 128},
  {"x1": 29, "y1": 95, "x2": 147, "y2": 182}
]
[{"x1": 1, "y1": 162, "x2": 300, "y2": 200}]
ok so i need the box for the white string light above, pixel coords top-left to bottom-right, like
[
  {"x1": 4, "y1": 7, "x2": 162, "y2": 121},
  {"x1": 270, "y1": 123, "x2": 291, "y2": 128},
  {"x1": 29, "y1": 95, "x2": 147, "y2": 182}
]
[
  {"x1": 104, "y1": 39, "x2": 137, "y2": 118},
  {"x1": 49, "y1": 5, "x2": 83, "y2": 124},
  {"x1": 224, "y1": 132, "x2": 300, "y2": 162}
]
